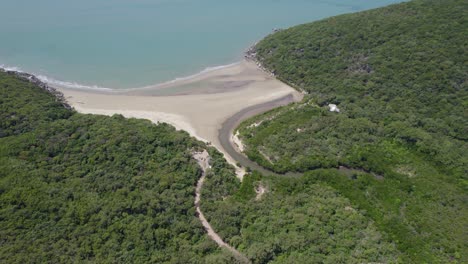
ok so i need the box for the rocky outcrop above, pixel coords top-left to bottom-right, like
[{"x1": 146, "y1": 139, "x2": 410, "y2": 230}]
[
  {"x1": 243, "y1": 29, "x2": 280, "y2": 78},
  {"x1": 244, "y1": 44, "x2": 274, "y2": 77},
  {"x1": 0, "y1": 68, "x2": 72, "y2": 111},
  {"x1": 244, "y1": 32, "x2": 308, "y2": 95}
]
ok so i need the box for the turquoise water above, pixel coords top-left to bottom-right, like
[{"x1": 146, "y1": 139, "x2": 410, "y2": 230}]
[{"x1": 0, "y1": 0, "x2": 402, "y2": 89}]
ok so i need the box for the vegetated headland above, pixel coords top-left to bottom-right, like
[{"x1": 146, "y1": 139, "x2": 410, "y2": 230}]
[{"x1": 1, "y1": 0, "x2": 466, "y2": 263}]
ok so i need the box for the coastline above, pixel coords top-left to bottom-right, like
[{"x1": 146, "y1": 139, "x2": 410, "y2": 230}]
[
  {"x1": 49, "y1": 59, "x2": 303, "y2": 179},
  {"x1": 0, "y1": 61, "x2": 242, "y2": 94},
  {"x1": 0, "y1": 67, "x2": 72, "y2": 110}
]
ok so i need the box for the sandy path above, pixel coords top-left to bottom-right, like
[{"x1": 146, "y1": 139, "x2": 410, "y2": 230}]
[{"x1": 193, "y1": 151, "x2": 250, "y2": 263}]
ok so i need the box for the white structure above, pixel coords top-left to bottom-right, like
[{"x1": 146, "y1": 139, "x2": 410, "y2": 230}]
[{"x1": 328, "y1": 104, "x2": 340, "y2": 113}]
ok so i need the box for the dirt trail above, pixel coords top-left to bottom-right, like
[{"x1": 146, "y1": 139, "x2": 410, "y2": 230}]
[
  {"x1": 193, "y1": 150, "x2": 250, "y2": 263},
  {"x1": 255, "y1": 185, "x2": 267, "y2": 200}
]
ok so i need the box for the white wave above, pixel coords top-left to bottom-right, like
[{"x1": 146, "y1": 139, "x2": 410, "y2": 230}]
[
  {"x1": 172, "y1": 62, "x2": 240, "y2": 83},
  {"x1": 2, "y1": 61, "x2": 242, "y2": 92},
  {"x1": 0, "y1": 64, "x2": 23, "y2": 72},
  {"x1": 139, "y1": 62, "x2": 241, "y2": 89},
  {"x1": 201, "y1": 62, "x2": 240, "y2": 74},
  {"x1": 1, "y1": 63, "x2": 113, "y2": 91},
  {"x1": 35, "y1": 75, "x2": 113, "y2": 91}
]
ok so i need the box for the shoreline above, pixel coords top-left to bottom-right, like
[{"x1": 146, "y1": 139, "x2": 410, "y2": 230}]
[
  {"x1": 0, "y1": 37, "x2": 266, "y2": 95},
  {"x1": 49, "y1": 59, "x2": 303, "y2": 179},
  {"x1": 2, "y1": 58, "x2": 303, "y2": 179},
  {"x1": 0, "y1": 67, "x2": 72, "y2": 110},
  {"x1": 0, "y1": 61, "x2": 243, "y2": 94},
  {"x1": 2, "y1": 63, "x2": 382, "y2": 180}
]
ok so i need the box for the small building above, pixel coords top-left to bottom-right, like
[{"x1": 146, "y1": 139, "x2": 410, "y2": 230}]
[{"x1": 328, "y1": 104, "x2": 340, "y2": 113}]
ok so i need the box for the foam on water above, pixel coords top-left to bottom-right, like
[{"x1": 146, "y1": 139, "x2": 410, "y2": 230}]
[
  {"x1": 1, "y1": 63, "x2": 113, "y2": 91},
  {"x1": 35, "y1": 75, "x2": 114, "y2": 91},
  {"x1": 139, "y1": 62, "x2": 241, "y2": 90},
  {"x1": 1, "y1": 62, "x2": 241, "y2": 92},
  {"x1": 0, "y1": 64, "x2": 22, "y2": 73}
]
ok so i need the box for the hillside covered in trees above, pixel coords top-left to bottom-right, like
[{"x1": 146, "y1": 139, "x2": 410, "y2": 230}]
[
  {"x1": 202, "y1": 170, "x2": 401, "y2": 263},
  {"x1": 234, "y1": 0, "x2": 467, "y2": 262},
  {"x1": 0, "y1": 71, "x2": 242, "y2": 263},
  {"x1": 0, "y1": 73, "x2": 406, "y2": 264},
  {"x1": 1, "y1": 0, "x2": 466, "y2": 263}
]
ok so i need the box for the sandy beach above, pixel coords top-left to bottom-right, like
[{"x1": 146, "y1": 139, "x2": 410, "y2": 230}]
[{"x1": 54, "y1": 60, "x2": 303, "y2": 178}]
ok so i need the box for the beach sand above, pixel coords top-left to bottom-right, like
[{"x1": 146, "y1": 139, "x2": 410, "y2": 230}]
[{"x1": 54, "y1": 60, "x2": 303, "y2": 179}]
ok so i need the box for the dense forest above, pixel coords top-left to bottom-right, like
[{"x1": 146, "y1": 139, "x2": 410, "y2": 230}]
[
  {"x1": 202, "y1": 170, "x2": 401, "y2": 263},
  {"x1": 0, "y1": 71, "x2": 242, "y2": 263},
  {"x1": 1, "y1": 0, "x2": 466, "y2": 263},
  {"x1": 233, "y1": 0, "x2": 467, "y2": 262}
]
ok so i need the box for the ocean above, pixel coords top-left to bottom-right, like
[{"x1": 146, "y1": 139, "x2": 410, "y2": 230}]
[{"x1": 0, "y1": 0, "x2": 402, "y2": 89}]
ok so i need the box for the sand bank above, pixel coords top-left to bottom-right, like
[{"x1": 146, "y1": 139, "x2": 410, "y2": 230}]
[{"x1": 54, "y1": 60, "x2": 302, "y2": 179}]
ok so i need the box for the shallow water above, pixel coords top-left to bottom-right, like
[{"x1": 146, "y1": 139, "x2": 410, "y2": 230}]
[{"x1": 0, "y1": 0, "x2": 402, "y2": 89}]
